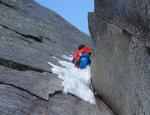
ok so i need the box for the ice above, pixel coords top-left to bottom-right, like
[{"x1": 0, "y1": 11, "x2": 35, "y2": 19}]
[{"x1": 48, "y1": 55, "x2": 96, "y2": 104}]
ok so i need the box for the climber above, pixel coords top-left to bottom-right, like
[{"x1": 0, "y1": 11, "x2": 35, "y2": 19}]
[{"x1": 72, "y1": 44, "x2": 92, "y2": 69}]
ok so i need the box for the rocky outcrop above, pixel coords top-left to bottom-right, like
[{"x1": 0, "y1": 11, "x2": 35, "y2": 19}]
[
  {"x1": 89, "y1": 0, "x2": 150, "y2": 115},
  {"x1": 0, "y1": 0, "x2": 114, "y2": 114}
]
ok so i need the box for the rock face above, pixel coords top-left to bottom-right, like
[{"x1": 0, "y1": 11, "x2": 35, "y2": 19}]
[
  {"x1": 0, "y1": 0, "x2": 114, "y2": 114},
  {"x1": 89, "y1": 0, "x2": 150, "y2": 115}
]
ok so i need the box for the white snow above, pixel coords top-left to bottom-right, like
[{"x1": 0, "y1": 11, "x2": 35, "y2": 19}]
[{"x1": 48, "y1": 55, "x2": 96, "y2": 104}]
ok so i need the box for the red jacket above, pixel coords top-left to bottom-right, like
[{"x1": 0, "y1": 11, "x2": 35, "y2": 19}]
[{"x1": 73, "y1": 46, "x2": 91, "y2": 61}]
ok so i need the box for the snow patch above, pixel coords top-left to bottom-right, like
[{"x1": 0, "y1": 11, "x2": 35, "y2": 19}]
[{"x1": 48, "y1": 55, "x2": 96, "y2": 104}]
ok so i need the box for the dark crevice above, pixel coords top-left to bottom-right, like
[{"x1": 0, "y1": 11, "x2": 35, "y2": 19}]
[
  {"x1": 0, "y1": 82, "x2": 47, "y2": 101},
  {"x1": 145, "y1": 46, "x2": 150, "y2": 55},
  {"x1": 0, "y1": 24, "x2": 43, "y2": 43},
  {"x1": 20, "y1": 34, "x2": 43, "y2": 43},
  {"x1": 0, "y1": 57, "x2": 52, "y2": 73},
  {"x1": 44, "y1": 36, "x2": 57, "y2": 43},
  {"x1": 0, "y1": 1, "x2": 17, "y2": 9},
  {"x1": 95, "y1": 95, "x2": 118, "y2": 115},
  {"x1": 49, "y1": 91, "x2": 62, "y2": 98},
  {"x1": 122, "y1": 29, "x2": 132, "y2": 36}
]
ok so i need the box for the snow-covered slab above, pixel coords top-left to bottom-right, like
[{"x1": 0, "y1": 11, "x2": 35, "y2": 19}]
[{"x1": 48, "y1": 55, "x2": 96, "y2": 104}]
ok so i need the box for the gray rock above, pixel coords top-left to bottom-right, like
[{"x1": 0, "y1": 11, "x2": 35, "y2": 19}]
[
  {"x1": 0, "y1": 66, "x2": 63, "y2": 100},
  {"x1": 0, "y1": 42, "x2": 60, "y2": 73},
  {"x1": 0, "y1": 84, "x2": 113, "y2": 115},
  {"x1": 0, "y1": 64, "x2": 113, "y2": 115},
  {"x1": 89, "y1": 0, "x2": 150, "y2": 115},
  {"x1": 0, "y1": 0, "x2": 113, "y2": 114},
  {"x1": 0, "y1": 84, "x2": 47, "y2": 115},
  {"x1": 94, "y1": 0, "x2": 150, "y2": 40},
  {"x1": 0, "y1": 0, "x2": 92, "y2": 56},
  {"x1": 46, "y1": 94, "x2": 113, "y2": 115}
]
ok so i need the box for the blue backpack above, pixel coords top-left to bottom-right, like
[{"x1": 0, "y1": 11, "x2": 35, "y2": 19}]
[{"x1": 79, "y1": 53, "x2": 91, "y2": 69}]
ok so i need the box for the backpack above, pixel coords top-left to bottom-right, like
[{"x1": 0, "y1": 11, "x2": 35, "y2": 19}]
[{"x1": 79, "y1": 53, "x2": 91, "y2": 69}]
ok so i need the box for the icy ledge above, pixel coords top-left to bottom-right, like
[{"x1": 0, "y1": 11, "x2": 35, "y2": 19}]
[{"x1": 48, "y1": 55, "x2": 96, "y2": 104}]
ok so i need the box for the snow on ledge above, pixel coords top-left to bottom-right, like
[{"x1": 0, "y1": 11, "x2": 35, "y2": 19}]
[{"x1": 48, "y1": 55, "x2": 96, "y2": 104}]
